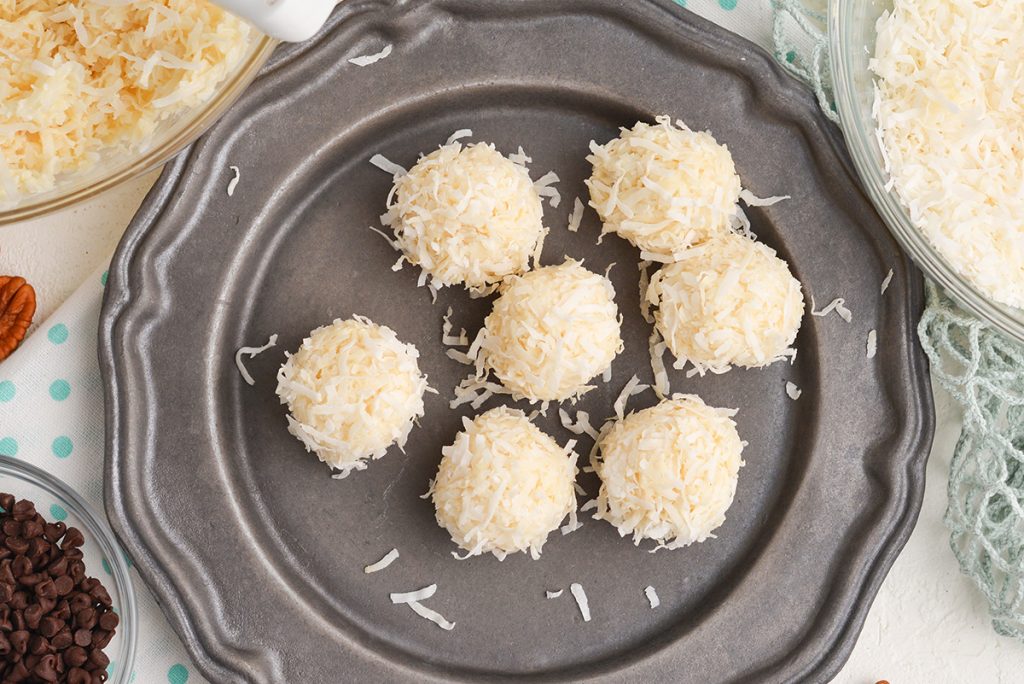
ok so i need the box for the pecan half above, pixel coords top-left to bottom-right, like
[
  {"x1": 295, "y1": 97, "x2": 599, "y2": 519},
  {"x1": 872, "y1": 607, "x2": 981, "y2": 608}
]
[{"x1": 0, "y1": 276, "x2": 36, "y2": 362}]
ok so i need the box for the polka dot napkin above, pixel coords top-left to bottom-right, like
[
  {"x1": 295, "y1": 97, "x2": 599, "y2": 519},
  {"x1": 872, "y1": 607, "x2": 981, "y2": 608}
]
[
  {"x1": 0, "y1": 268, "x2": 200, "y2": 684},
  {"x1": 0, "y1": 3, "x2": 789, "y2": 681}
]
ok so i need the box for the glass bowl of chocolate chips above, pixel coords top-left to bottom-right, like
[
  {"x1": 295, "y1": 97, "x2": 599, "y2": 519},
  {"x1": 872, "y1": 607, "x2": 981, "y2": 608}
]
[{"x1": 0, "y1": 456, "x2": 136, "y2": 684}]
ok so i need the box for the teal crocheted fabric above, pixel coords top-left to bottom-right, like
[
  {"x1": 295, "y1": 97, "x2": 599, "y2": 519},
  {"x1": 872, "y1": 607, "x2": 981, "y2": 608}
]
[{"x1": 772, "y1": 0, "x2": 1024, "y2": 641}]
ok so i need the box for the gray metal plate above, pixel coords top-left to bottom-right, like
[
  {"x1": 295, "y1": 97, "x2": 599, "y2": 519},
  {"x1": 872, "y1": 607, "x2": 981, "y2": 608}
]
[{"x1": 99, "y1": 1, "x2": 934, "y2": 682}]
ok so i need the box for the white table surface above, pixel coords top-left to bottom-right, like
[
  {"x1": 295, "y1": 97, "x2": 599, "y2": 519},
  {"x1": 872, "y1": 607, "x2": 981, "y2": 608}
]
[{"x1": 3, "y1": 178, "x2": 1022, "y2": 683}]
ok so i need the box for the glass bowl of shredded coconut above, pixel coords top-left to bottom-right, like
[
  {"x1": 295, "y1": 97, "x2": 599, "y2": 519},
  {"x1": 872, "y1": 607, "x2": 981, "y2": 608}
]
[
  {"x1": 831, "y1": 0, "x2": 1024, "y2": 342},
  {"x1": 0, "y1": 0, "x2": 275, "y2": 224}
]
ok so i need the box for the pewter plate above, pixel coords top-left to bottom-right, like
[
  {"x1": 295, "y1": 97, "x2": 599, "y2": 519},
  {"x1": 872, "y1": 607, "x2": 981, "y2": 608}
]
[{"x1": 99, "y1": 1, "x2": 934, "y2": 681}]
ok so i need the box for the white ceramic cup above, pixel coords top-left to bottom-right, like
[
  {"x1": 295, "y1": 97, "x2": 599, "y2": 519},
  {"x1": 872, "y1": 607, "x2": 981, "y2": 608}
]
[{"x1": 212, "y1": 0, "x2": 338, "y2": 42}]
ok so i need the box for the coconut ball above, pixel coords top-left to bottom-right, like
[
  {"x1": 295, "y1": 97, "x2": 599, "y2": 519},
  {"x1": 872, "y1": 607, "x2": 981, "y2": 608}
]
[
  {"x1": 595, "y1": 396, "x2": 745, "y2": 549},
  {"x1": 382, "y1": 141, "x2": 547, "y2": 293},
  {"x1": 477, "y1": 259, "x2": 623, "y2": 402},
  {"x1": 430, "y1": 407, "x2": 579, "y2": 560},
  {"x1": 586, "y1": 116, "x2": 741, "y2": 258},
  {"x1": 276, "y1": 316, "x2": 428, "y2": 478},
  {"x1": 647, "y1": 233, "x2": 804, "y2": 374}
]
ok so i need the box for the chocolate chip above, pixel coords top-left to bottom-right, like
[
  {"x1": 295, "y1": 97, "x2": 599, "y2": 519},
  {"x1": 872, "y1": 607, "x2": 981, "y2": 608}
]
[
  {"x1": 35, "y1": 579, "x2": 57, "y2": 600},
  {"x1": 10, "y1": 501, "x2": 34, "y2": 522},
  {"x1": 73, "y1": 609, "x2": 95, "y2": 631},
  {"x1": 59, "y1": 529, "x2": 83, "y2": 551},
  {"x1": 85, "y1": 648, "x2": 107, "y2": 670},
  {"x1": 22, "y1": 605, "x2": 41, "y2": 630},
  {"x1": 0, "y1": 498, "x2": 118, "y2": 684},
  {"x1": 53, "y1": 576, "x2": 74, "y2": 597},
  {"x1": 96, "y1": 612, "x2": 117, "y2": 632},
  {"x1": 28, "y1": 634, "x2": 48, "y2": 656},
  {"x1": 42, "y1": 524, "x2": 64, "y2": 545},
  {"x1": 9, "y1": 557, "x2": 29, "y2": 579},
  {"x1": 38, "y1": 616, "x2": 63, "y2": 639},
  {"x1": 50, "y1": 627, "x2": 72, "y2": 651},
  {"x1": 9, "y1": 630, "x2": 28, "y2": 655},
  {"x1": 67, "y1": 667, "x2": 91, "y2": 684},
  {"x1": 33, "y1": 653, "x2": 58, "y2": 681},
  {"x1": 7, "y1": 659, "x2": 29, "y2": 682},
  {"x1": 4, "y1": 538, "x2": 28, "y2": 556}
]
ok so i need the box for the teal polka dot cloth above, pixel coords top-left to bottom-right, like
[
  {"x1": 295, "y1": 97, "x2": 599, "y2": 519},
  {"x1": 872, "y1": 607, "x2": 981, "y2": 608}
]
[
  {"x1": 0, "y1": 5, "x2": 798, "y2": 683},
  {"x1": 0, "y1": 265, "x2": 205, "y2": 683}
]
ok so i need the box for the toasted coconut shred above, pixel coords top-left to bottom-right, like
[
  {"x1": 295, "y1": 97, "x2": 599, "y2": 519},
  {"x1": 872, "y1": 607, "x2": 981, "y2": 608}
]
[
  {"x1": 376, "y1": 140, "x2": 547, "y2": 295},
  {"x1": 0, "y1": 0, "x2": 251, "y2": 203},
  {"x1": 428, "y1": 407, "x2": 579, "y2": 561},
  {"x1": 594, "y1": 395, "x2": 746, "y2": 550},
  {"x1": 457, "y1": 259, "x2": 623, "y2": 403},
  {"x1": 275, "y1": 317, "x2": 429, "y2": 478},
  {"x1": 585, "y1": 116, "x2": 742, "y2": 258},
  {"x1": 647, "y1": 233, "x2": 804, "y2": 376}
]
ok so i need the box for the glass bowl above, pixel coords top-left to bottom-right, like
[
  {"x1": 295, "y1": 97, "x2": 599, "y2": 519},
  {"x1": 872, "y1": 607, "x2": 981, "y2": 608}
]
[
  {"x1": 0, "y1": 455, "x2": 137, "y2": 684},
  {"x1": 829, "y1": 0, "x2": 1024, "y2": 344},
  {"x1": 0, "y1": 33, "x2": 276, "y2": 226}
]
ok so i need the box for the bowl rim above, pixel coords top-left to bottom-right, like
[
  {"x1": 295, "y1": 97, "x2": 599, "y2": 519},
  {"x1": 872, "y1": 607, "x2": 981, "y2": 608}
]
[
  {"x1": 828, "y1": 0, "x2": 1024, "y2": 344},
  {"x1": 0, "y1": 454, "x2": 138, "y2": 684},
  {"x1": 0, "y1": 35, "x2": 278, "y2": 227}
]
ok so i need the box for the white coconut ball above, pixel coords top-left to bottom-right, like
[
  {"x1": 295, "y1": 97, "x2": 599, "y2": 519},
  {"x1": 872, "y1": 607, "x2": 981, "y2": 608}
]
[
  {"x1": 594, "y1": 395, "x2": 745, "y2": 549},
  {"x1": 382, "y1": 141, "x2": 547, "y2": 293},
  {"x1": 430, "y1": 407, "x2": 579, "y2": 560},
  {"x1": 647, "y1": 233, "x2": 804, "y2": 375},
  {"x1": 276, "y1": 316, "x2": 428, "y2": 478},
  {"x1": 476, "y1": 259, "x2": 623, "y2": 402},
  {"x1": 586, "y1": 115, "x2": 741, "y2": 258}
]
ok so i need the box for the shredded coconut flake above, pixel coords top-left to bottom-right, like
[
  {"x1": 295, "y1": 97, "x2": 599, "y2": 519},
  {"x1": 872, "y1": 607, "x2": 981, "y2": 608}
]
[
  {"x1": 867, "y1": 330, "x2": 878, "y2": 359},
  {"x1": 810, "y1": 296, "x2": 852, "y2": 322},
  {"x1": 446, "y1": 128, "x2": 473, "y2": 145},
  {"x1": 235, "y1": 334, "x2": 278, "y2": 386},
  {"x1": 570, "y1": 583, "x2": 591, "y2": 622},
  {"x1": 369, "y1": 154, "x2": 407, "y2": 177},
  {"x1": 0, "y1": 0, "x2": 251, "y2": 204},
  {"x1": 364, "y1": 549, "x2": 399, "y2": 574},
  {"x1": 348, "y1": 44, "x2": 393, "y2": 66},
  {"x1": 534, "y1": 170, "x2": 561, "y2": 208},
  {"x1": 226, "y1": 165, "x2": 240, "y2": 197},
  {"x1": 613, "y1": 375, "x2": 649, "y2": 421},
  {"x1": 546, "y1": 590, "x2": 563, "y2": 599},
  {"x1": 739, "y1": 189, "x2": 790, "y2": 206},
  {"x1": 873, "y1": 1, "x2": 1024, "y2": 307},
  {"x1": 407, "y1": 600, "x2": 455, "y2": 631},
  {"x1": 390, "y1": 584, "x2": 437, "y2": 604},
  {"x1": 568, "y1": 197, "x2": 585, "y2": 232},
  {"x1": 785, "y1": 381, "x2": 802, "y2": 400},
  {"x1": 881, "y1": 269, "x2": 894, "y2": 295},
  {"x1": 558, "y1": 408, "x2": 600, "y2": 441},
  {"x1": 644, "y1": 586, "x2": 660, "y2": 609}
]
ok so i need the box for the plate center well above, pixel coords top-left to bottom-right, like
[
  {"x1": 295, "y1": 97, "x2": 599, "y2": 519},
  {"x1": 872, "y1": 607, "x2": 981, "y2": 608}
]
[{"x1": 218, "y1": 88, "x2": 812, "y2": 675}]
